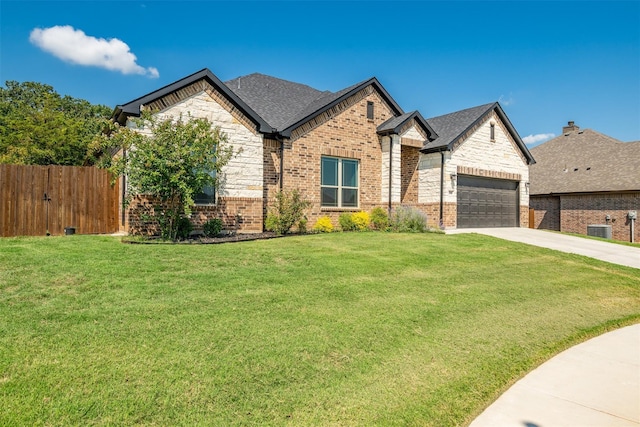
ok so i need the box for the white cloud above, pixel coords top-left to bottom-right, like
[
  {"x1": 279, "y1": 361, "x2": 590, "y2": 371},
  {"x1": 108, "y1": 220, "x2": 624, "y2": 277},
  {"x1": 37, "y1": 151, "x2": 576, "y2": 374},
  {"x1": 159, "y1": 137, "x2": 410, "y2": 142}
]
[
  {"x1": 29, "y1": 25, "x2": 159, "y2": 78},
  {"x1": 498, "y1": 93, "x2": 514, "y2": 106},
  {"x1": 523, "y1": 133, "x2": 555, "y2": 146}
]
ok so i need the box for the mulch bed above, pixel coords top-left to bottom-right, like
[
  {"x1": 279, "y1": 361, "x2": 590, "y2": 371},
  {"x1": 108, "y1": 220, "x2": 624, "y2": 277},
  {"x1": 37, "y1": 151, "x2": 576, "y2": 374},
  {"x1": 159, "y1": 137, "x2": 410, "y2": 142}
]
[{"x1": 122, "y1": 232, "x2": 286, "y2": 244}]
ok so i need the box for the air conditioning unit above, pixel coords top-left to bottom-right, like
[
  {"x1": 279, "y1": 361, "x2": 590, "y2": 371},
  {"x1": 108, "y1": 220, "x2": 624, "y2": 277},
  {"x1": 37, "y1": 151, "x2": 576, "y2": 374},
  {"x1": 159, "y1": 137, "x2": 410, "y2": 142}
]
[{"x1": 587, "y1": 224, "x2": 612, "y2": 239}]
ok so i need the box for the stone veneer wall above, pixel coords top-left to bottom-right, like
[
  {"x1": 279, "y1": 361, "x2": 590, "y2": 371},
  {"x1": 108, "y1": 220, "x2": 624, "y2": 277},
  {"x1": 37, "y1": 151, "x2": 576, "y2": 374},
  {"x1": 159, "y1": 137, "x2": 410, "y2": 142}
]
[
  {"x1": 381, "y1": 135, "x2": 401, "y2": 204},
  {"x1": 418, "y1": 111, "x2": 530, "y2": 228},
  {"x1": 125, "y1": 89, "x2": 264, "y2": 234}
]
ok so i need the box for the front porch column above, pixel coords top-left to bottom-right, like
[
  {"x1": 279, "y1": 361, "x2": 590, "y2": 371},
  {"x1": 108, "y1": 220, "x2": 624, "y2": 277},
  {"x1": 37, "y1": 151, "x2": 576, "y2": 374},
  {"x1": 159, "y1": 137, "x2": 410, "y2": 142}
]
[{"x1": 381, "y1": 135, "x2": 402, "y2": 204}]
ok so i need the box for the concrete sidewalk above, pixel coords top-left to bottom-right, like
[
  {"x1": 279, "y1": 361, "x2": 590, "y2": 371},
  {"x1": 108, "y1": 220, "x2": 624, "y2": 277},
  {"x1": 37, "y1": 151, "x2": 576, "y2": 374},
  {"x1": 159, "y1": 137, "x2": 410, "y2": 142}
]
[
  {"x1": 469, "y1": 324, "x2": 640, "y2": 427},
  {"x1": 446, "y1": 228, "x2": 640, "y2": 269}
]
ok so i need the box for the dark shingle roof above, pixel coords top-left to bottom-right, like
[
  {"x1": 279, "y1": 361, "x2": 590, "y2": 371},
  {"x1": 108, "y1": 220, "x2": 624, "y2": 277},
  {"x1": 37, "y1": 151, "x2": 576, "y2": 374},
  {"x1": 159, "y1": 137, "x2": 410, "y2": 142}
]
[
  {"x1": 225, "y1": 73, "x2": 405, "y2": 136},
  {"x1": 224, "y1": 73, "x2": 328, "y2": 130},
  {"x1": 377, "y1": 111, "x2": 438, "y2": 140},
  {"x1": 279, "y1": 79, "x2": 367, "y2": 132},
  {"x1": 114, "y1": 69, "x2": 407, "y2": 138},
  {"x1": 277, "y1": 77, "x2": 404, "y2": 137},
  {"x1": 422, "y1": 102, "x2": 535, "y2": 164},
  {"x1": 423, "y1": 103, "x2": 496, "y2": 151},
  {"x1": 529, "y1": 129, "x2": 640, "y2": 194}
]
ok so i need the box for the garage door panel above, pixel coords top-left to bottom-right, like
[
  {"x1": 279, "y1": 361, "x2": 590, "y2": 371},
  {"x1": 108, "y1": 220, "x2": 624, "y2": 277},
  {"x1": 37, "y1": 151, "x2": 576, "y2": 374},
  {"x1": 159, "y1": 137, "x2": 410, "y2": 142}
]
[{"x1": 457, "y1": 175, "x2": 518, "y2": 228}]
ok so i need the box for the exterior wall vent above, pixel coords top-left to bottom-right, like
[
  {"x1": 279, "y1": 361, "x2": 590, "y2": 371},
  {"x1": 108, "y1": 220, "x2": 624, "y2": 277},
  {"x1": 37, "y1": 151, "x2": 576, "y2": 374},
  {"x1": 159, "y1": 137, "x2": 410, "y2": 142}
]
[{"x1": 587, "y1": 224, "x2": 612, "y2": 239}]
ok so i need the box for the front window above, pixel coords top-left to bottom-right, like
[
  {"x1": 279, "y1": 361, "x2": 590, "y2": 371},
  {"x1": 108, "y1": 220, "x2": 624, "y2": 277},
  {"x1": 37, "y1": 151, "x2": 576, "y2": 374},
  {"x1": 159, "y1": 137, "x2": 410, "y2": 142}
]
[
  {"x1": 194, "y1": 170, "x2": 216, "y2": 204},
  {"x1": 321, "y1": 157, "x2": 359, "y2": 207}
]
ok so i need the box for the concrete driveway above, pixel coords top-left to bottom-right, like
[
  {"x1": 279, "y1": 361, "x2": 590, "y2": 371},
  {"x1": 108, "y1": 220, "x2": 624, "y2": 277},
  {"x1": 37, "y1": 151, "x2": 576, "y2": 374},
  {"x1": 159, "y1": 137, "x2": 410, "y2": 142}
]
[
  {"x1": 446, "y1": 228, "x2": 640, "y2": 269},
  {"x1": 469, "y1": 323, "x2": 640, "y2": 427}
]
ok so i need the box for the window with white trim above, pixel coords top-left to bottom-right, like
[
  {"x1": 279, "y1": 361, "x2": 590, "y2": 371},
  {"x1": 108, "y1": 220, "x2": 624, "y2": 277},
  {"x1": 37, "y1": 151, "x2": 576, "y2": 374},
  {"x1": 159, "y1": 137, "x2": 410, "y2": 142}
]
[{"x1": 321, "y1": 156, "x2": 359, "y2": 208}]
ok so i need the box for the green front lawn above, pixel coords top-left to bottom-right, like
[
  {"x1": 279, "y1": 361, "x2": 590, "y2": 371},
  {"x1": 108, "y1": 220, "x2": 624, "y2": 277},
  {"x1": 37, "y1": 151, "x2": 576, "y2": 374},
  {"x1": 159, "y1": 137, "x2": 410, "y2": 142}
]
[{"x1": 1, "y1": 233, "x2": 639, "y2": 426}]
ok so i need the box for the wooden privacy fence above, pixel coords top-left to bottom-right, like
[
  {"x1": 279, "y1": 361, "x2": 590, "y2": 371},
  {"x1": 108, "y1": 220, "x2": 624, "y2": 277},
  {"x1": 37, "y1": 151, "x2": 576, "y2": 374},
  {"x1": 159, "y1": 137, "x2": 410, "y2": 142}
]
[{"x1": 0, "y1": 164, "x2": 120, "y2": 237}]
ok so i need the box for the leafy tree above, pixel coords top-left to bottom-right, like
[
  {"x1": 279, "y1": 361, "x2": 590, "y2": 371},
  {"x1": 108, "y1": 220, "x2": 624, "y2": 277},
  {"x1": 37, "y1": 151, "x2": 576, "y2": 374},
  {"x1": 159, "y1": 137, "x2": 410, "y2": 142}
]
[
  {"x1": 93, "y1": 112, "x2": 234, "y2": 240},
  {"x1": 0, "y1": 81, "x2": 112, "y2": 165}
]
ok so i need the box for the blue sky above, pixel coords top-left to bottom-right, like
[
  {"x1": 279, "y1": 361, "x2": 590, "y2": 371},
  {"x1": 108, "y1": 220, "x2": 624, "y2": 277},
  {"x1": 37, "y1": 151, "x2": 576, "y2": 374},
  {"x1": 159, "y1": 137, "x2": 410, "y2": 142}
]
[{"x1": 1, "y1": 1, "x2": 639, "y2": 147}]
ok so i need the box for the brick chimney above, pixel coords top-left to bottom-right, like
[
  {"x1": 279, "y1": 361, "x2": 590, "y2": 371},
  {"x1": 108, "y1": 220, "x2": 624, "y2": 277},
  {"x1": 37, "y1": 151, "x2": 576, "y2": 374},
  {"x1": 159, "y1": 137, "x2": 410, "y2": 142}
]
[{"x1": 563, "y1": 121, "x2": 579, "y2": 134}]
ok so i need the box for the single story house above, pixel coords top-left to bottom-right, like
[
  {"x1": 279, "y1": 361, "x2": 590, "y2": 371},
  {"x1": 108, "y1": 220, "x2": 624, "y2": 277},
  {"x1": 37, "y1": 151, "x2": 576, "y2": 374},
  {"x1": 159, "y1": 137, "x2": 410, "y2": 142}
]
[
  {"x1": 113, "y1": 68, "x2": 535, "y2": 234},
  {"x1": 529, "y1": 121, "x2": 640, "y2": 242}
]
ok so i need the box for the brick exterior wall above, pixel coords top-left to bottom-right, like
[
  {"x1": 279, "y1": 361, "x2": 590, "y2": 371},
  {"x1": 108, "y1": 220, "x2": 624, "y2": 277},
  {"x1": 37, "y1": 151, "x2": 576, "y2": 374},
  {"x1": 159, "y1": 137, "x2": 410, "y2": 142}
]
[
  {"x1": 530, "y1": 196, "x2": 560, "y2": 231},
  {"x1": 561, "y1": 193, "x2": 639, "y2": 242},
  {"x1": 125, "y1": 195, "x2": 263, "y2": 236},
  {"x1": 401, "y1": 146, "x2": 420, "y2": 203},
  {"x1": 275, "y1": 89, "x2": 396, "y2": 228},
  {"x1": 531, "y1": 193, "x2": 639, "y2": 242}
]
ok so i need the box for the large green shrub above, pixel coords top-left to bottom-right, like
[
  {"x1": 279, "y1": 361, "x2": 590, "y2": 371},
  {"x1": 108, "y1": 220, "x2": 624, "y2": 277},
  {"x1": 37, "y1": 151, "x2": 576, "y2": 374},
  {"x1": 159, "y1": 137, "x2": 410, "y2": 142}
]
[
  {"x1": 265, "y1": 189, "x2": 311, "y2": 235},
  {"x1": 370, "y1": 207, "x2": 389, "y2": 231},
  {"x1": 390, "y1": 205, "x2": 428, "y2": 233}
]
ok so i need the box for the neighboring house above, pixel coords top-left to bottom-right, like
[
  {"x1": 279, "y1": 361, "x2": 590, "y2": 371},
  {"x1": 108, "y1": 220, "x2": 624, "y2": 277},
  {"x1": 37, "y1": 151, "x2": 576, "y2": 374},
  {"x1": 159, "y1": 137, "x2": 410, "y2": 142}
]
[
  {"x1": 529, "y1": 122, "x2": 640, "y2": 242},
  {"x1": 113, "y1": 68, "x2": 534, "y2": 234}
]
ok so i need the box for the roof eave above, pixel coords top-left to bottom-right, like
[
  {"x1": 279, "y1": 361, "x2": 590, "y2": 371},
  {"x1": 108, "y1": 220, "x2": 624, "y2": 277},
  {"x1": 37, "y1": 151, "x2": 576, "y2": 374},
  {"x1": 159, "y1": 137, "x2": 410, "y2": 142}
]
[
  {"x1": 114, "y1": 68, "x2": 275, "y2": 133},
  {"x1": 493, "y1": 103, "x2": 536, "y2": 165},
  {"x1": 377, "y1": 111, "x2": 439, "y2": 142},
  {"x1": 531, "y1": 189, "x2": 640, "y2": 197},
  {"x1": 420, "y1": 144, "x2": 450, "y2": 154}
]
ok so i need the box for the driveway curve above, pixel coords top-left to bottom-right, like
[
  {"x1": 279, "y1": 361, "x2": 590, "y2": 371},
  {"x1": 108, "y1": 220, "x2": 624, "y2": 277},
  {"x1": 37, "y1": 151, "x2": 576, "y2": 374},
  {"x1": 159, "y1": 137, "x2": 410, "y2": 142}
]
[
  {"x1": 446, "y1": 228, "x2": 640, "y2": 269},
  {"x1": 468, "y1": 323, "x2": 640, "y2": 427}
]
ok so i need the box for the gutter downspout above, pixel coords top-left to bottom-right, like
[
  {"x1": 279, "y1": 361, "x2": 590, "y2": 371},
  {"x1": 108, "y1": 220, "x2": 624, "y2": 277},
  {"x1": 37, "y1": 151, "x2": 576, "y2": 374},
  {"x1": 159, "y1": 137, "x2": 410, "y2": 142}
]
[
  {"x1": 276, "y1": 135, "x2": 284, "y2": 190},
  {"x1": 388, "y1": 135, "x2": 393, "y2": 216},
  {"x1": 439, "y1": 150, "x2": 445, "y2": 228}
]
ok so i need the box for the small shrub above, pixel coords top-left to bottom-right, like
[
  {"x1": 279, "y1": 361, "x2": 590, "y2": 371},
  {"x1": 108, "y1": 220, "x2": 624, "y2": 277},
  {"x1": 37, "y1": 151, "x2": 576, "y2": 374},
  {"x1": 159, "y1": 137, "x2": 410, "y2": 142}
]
[
  {"x1": 265, "y1": 190, "x2": 312, "y2": 235},
  {"x1": 390, "y1": 205, "x2": 428, "y2": 233},
  {"x1": 175, "y1": 216, "x2": 193, "y2": 240},
  {"x1": 313, "y1": 216, "x2": 334, "y2": 233},
  {"x1": 370, "y1": 207, "x2": 389, "y2": 231},
  {"x1": 351, "y1": 211, "x2": 370, "y2": 231},
  {"x1": 203, "y1": 218, "x2": 223, "y2": 237},
  {"x1": 265, "y1": 214, "x2": 279, "y2": 234},
  {"x1": 339, "y1": 212, "x2": 357, "y2": 232},
  {"x1": 298, "y1": 216, "x2": 308, "y2": 234}
]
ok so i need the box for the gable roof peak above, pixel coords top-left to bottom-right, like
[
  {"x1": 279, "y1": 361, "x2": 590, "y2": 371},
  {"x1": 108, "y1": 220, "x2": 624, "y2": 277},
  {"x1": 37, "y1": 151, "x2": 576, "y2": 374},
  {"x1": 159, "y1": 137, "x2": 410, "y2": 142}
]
[
  {"x1": 278, "y1": 75, "x2": 404, "y2": 137},
  {"x1": 377, "y1": 110, "x2": 438, "y2": 141},
  {"x1": 422, "y1": 101, "x2": 534, "y2": 164},
  {"x1": 112, "y1": 68, "x2": 274, "y2": 133}
]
